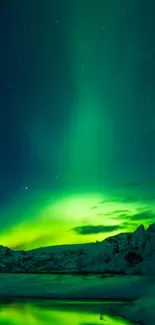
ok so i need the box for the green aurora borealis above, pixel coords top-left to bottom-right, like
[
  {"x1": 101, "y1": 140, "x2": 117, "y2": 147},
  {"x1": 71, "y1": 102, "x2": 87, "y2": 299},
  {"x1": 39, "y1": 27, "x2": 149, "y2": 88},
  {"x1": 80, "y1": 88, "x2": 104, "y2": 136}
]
[
  {"x1": 1, "y1": 184, "x2": 154, "y2": 250},
  {"x1": 1, "y1": 0, "x2": 155, "y2": 250}
]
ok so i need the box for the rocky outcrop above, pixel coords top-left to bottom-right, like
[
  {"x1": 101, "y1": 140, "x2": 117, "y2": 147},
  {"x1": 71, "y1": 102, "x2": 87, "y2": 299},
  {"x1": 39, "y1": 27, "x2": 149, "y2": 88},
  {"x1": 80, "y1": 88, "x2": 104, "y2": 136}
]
[
  {"x1": 129, "y1": 225, "x2": 147, "y2": 254},
  {"x1": 0, "y1": 223, "x2": 155, "y2": 275}
]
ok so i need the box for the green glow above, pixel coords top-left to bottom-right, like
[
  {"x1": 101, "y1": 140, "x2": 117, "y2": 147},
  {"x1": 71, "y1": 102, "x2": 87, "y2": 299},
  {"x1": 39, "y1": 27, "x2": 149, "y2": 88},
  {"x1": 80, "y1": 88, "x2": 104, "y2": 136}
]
[
  {"x1": 62, "y1": 4, "x2": 114, "y2": 186},
  {"x1": 0, "y1": 302, "x2": 134, "y2": 325},
  {"x1": 0, "y1": 3, "x2": 154, "y2": 251},
  {"x1": 0, "y1": 188, "x2": 153, "y2": 250}
]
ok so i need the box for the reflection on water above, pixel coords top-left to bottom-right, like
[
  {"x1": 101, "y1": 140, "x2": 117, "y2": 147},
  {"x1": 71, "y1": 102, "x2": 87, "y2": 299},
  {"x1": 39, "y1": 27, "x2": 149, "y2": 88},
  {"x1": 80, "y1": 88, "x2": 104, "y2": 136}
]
[{"x1": 0, "y1": 300, "x2": 134, "y2": 325}]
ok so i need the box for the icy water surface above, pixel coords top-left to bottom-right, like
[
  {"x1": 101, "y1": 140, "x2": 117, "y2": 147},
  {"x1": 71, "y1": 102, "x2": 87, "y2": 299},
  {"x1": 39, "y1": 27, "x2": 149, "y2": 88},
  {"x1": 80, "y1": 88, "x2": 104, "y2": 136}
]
[
  {"x1": 0, "y1": 273, "x2": 148, "y2": 299},
  {"x1": 0, "y1": 300, "x2": 135, "y2": 325}
]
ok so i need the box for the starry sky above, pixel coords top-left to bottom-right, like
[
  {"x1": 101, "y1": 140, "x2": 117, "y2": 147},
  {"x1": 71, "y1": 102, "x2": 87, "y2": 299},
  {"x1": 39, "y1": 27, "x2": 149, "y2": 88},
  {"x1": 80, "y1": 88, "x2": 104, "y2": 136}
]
[{"x1": 0, "y1": 0, "x2": 155, "y2": 250}]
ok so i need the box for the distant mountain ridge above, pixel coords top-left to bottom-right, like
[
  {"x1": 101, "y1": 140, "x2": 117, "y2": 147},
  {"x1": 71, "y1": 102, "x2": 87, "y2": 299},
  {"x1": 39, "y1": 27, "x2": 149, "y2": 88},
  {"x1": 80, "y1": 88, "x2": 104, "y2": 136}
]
[{"x1": 0, "y1": 223, "x2": 155, "y2": 275}]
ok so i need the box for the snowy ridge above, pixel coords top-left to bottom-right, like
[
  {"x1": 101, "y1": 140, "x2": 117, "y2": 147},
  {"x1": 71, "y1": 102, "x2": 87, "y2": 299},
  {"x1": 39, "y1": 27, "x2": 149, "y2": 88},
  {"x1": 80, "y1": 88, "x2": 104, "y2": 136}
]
[{"x1": 0, "y1": 223, "x2": 155, "y2": 275}]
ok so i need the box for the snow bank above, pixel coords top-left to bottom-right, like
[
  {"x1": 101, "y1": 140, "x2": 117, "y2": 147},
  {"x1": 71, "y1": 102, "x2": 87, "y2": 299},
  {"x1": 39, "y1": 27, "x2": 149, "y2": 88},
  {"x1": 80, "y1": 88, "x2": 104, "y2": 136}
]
[{"x1": 119, "y1": 281, "x2": 155, "y2": 325}]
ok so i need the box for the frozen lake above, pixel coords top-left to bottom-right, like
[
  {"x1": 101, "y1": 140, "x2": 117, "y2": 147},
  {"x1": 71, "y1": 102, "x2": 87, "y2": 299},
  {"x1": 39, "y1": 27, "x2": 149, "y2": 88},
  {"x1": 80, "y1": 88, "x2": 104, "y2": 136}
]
[
  {"x1": 0, "y1": 274, "x2": 152, "y2": 324},
  {"x1": 0, "y1": 273, "x2": 150, "y2": 300}
]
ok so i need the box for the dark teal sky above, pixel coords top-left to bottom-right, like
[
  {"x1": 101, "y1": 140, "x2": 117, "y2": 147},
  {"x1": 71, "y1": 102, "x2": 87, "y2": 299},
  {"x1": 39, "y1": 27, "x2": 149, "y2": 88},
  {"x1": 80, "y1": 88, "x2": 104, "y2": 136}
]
[{"x1": 0, "y1": 0, "x2": 154, "y2": 249}]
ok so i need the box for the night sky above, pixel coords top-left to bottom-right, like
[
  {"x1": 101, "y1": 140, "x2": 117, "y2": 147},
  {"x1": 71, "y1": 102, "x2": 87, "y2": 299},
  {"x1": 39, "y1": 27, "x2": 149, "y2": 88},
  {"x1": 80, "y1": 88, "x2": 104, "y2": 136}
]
[{"x1": 0, "y1": 0, "x2": 155, "y2": 250}]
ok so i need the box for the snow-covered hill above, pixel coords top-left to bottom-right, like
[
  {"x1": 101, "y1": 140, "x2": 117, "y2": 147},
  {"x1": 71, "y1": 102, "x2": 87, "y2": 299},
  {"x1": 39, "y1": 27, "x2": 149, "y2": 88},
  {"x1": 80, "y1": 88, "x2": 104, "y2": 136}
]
[{"x1": 0, "y1": 223, "x2": 155, "y2": 275}]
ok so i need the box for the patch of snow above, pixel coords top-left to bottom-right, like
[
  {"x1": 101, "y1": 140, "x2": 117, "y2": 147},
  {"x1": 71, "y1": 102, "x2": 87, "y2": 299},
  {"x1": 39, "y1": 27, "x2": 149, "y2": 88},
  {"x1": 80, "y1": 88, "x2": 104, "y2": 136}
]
[
  {"x1": 1, "y1": 223, "x2": 155, "y2": 276},
  {"x1": 120, "y1": 282, "x2": 155, "y2": 325}
]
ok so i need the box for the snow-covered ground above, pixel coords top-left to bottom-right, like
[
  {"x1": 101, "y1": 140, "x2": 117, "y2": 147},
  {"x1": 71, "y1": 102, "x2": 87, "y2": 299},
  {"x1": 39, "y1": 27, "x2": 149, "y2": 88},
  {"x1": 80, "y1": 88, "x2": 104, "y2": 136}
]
[
  {"x1": 0, "y1": 223, "x2": 155, "y2": 275},
  {"x1": 0, "y1": 274, "x2": 154, "y2": 324},
  {"x1": 0, "y1": 222, "x2": 154, "y2": 324},
  {"x1": 119, "y1": 281, "x2": 155, "y2": 325}
]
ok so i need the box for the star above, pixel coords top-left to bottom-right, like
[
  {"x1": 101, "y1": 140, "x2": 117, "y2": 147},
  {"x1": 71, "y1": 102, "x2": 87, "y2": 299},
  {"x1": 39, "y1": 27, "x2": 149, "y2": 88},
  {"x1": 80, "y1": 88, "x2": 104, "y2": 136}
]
[{"x1": 24, "y1": 25, "x2": 28, "y2": 32}]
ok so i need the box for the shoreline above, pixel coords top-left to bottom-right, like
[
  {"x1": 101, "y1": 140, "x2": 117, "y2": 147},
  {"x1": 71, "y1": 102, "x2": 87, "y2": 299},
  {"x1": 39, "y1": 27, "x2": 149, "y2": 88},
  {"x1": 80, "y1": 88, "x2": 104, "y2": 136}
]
[
  {"x1": 0, "y1": 274, "x2": 153, "y2": 324},
  {"x1": 0, "y1": 296, "x2": 133, "y2": 303}
]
